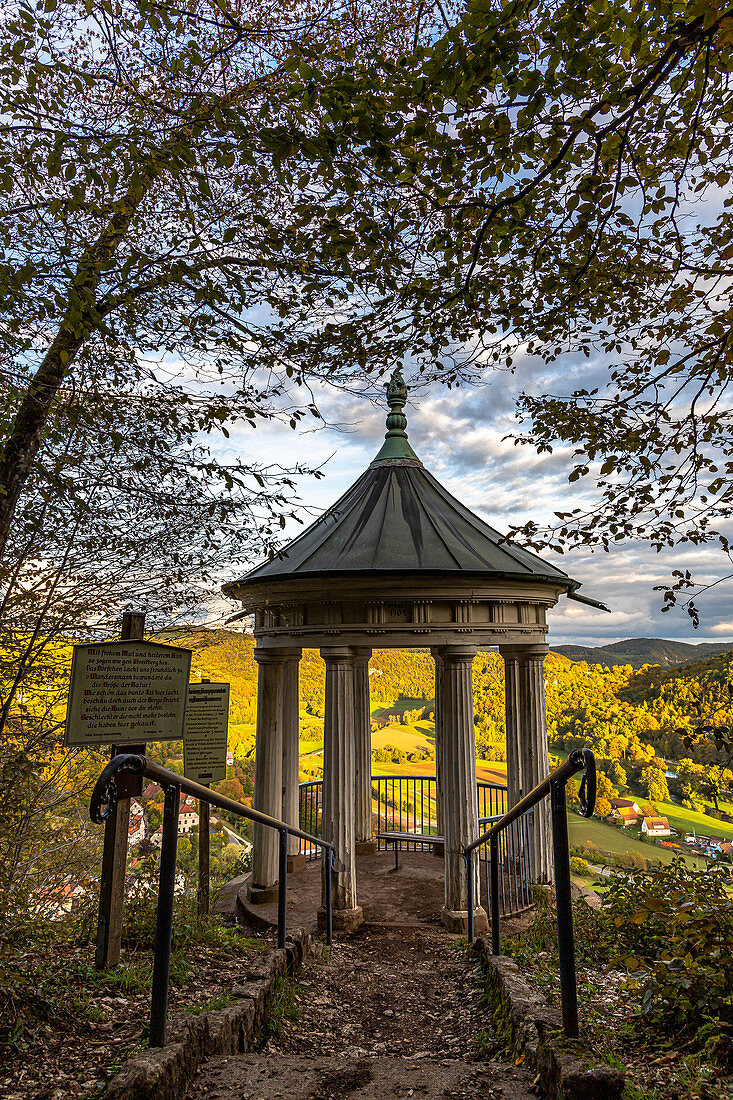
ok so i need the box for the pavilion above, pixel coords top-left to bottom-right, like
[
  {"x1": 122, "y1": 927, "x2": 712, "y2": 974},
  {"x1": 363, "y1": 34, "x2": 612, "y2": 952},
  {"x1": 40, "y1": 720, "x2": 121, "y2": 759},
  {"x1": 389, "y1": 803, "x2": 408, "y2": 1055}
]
[{"x1": 222, "y1": 370, "x2": 606, "y2": 932}]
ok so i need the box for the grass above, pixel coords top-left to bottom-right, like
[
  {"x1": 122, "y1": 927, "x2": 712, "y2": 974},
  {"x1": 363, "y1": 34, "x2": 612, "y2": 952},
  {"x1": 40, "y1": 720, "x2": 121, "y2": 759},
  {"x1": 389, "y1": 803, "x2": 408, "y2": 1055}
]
[
  {"x1": 651, "y1": 798, "x2": 733, "y2": 840},
  {"x1": 370, "y1": 695, "x2": 430, "y2": 719},
  {"x1": 257, "y1": 974, "x2": 299, "y2": 1044},
  {"x1": 567, "y1": 812, "x2": 706, "y2": 869},
  {"x1": 371, "y1": 724, "x2": 434, "y2": 754},
  {"x1": 183, "y1": 992, "x2": 238, "y2": 1014}
]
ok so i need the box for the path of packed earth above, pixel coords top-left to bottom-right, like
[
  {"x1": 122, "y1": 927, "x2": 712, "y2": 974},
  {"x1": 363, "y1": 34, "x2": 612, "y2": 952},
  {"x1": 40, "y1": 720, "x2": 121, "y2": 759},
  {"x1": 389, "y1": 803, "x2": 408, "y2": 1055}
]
[{"x1": 186, "y1": 926, "x2": 535, "y2": 1099}]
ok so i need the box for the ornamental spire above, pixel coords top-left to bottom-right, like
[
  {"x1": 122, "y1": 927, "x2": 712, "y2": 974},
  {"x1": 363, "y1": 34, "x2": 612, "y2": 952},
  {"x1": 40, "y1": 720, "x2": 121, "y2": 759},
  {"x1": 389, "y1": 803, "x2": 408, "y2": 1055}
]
[
  {"x1": 384, "y1": 367, "x2": 408, "y2": 440},
  {"x1": 370, "y1": 368, "x2": 422, "y2": 466}
]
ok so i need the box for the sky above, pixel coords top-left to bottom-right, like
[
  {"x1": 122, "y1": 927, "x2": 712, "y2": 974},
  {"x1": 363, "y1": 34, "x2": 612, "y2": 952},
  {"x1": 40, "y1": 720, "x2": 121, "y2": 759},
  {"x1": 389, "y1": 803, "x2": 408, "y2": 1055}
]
[{"x1": 216, "y1": 359, "x2": 733, "y2": 649}]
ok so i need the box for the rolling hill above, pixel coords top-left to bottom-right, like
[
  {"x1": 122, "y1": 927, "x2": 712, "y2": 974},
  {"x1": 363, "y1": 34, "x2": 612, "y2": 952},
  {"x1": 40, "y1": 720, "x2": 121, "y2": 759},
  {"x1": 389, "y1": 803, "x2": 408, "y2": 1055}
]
[{"x1": 551, "y1": 637, "x2": 733, "y2": 669}]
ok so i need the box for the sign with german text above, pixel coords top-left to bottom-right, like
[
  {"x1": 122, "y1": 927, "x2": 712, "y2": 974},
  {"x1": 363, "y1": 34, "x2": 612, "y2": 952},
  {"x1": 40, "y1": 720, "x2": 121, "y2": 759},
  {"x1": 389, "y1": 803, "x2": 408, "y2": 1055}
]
[
  {"x1": 64, "y1": 640, "x2": 191, "y2": 747},
  {"x1": 183, "y1": 682, "x2": 230, "y2": 784}
]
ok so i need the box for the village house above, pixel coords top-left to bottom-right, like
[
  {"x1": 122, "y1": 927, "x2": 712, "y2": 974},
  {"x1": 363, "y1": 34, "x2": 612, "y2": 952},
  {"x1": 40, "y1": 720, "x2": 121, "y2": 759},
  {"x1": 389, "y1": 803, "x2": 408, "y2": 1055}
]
[
  {"x1": 642, "y1": 816, "x2": 672, "y2": 838},
  {"x1": 179, "y1": 795, "x2": 199, "y2": 833},
  {"x1": 613, "y1": 805, "x2": 640, "y2": 827},
  {"x1": 610, "y1": 797, "x2": 641, "y2": 813},
  {"x1": 149, "y1": 794, "x2": 200, "y2": 847},
  {"x1": 32, "y1": 877, "x2": 90, "y2": 919},
  {"x1": 128, "y1": 813, "x2": 146, "y2": 844}
]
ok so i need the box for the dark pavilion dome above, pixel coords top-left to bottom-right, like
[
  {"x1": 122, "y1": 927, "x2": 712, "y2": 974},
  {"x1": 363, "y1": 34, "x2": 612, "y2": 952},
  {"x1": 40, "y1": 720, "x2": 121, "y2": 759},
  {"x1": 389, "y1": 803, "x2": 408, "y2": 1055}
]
[{"x1": 224, "y1": 370, "x2": 605, "y2": 612}]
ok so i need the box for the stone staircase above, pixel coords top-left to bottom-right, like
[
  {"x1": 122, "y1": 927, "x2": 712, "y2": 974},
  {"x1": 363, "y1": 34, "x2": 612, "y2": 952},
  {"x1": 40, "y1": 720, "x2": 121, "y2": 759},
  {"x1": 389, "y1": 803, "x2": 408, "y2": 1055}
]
[{"x1": 185, "y1": 926, "x2": 535, "y2": 1099}]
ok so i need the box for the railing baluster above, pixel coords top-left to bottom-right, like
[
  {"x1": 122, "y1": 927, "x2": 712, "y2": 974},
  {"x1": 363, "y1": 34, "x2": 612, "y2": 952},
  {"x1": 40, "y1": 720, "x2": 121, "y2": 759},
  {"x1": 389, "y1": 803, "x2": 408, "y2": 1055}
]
[
  {"x1": 325, "y1": 846, "x2": 333, "y2": 945},
  {"x1": 551, "y1": 777, "x2": 579, "y2": 1037},
  {"x1": 466, "y1": 850, "x2": 474, "y2": 942},
  {"x1": 149, "y1": 783, "x2": 180, "y2": 1048},
  {"x1": 277, "y1": 828, "x2": 288, "y2": 950},
  {"x1": 465, "y1": 750, "x2": 596, "y2": 1037},
  {"x1": 91, "y1": 756, "x2": 335, "y2": 1051},
  {"x1": 490, "y1": 836, "x2": 501, "y2": 954}
]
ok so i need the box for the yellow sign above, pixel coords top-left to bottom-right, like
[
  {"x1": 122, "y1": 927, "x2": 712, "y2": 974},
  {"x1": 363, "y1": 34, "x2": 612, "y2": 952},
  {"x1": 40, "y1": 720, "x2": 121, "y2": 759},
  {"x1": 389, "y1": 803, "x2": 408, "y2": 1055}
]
[
  {"x1": 183, "y1": 682, "x2": 230, "y2": 784},
  {"x1": 64, "y1": 640, "x2": 191, "y2": 747}
]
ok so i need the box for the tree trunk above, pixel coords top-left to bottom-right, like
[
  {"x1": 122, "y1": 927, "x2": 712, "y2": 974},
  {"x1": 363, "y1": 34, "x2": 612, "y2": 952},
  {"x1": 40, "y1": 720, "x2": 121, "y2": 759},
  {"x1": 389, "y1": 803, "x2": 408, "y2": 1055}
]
[{"x1": 0, "y1": 114, "x2": 204, "y2": 559}]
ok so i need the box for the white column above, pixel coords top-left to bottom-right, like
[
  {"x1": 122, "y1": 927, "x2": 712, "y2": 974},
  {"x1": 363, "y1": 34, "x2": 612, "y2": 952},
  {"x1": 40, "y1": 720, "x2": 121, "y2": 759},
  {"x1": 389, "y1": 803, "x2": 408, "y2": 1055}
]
[
  {"x1": 250, "y1": 649, "x2": 284, "y2": 899},
  {"x1": 439, "y1": 645, "x2": 488, "y2": 933},
  {"x1": 281, "y1": 649, "x2": 303, "y2": 868},
  {"x1": 431, "y1": 648, "x2": 445, "y2": 846},
  {"x1": 500, "y1": 649, "x2": 523, "y2": 808},
  {"x1": 320, "y1": 646, "x2": 363, "y2": 931},
  {"x1": 517, "y1": 645, "x2": 552, "y2": 884},
  {"x1": 353, "y1": 647, "x2": 375, "y2": 852}
]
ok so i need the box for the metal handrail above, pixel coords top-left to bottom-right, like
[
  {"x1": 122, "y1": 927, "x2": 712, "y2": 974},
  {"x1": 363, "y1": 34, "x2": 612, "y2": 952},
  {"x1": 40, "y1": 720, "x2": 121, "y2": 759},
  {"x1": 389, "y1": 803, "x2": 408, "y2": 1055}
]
[
  {"x1": 89, "y1": 753, "x2": 335, "y2": 1048},
  {"x1": 465, "y1": 747, "x2": 596, "y2": 1037}
]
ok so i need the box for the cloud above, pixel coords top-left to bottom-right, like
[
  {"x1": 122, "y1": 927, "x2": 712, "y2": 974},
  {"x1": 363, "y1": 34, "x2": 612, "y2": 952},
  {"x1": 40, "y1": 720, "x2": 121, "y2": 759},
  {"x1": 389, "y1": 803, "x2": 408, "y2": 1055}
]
[
  {"x1": 711, "y1": 621, "x2": 733, "y2": 635},
  {"x1": 209, "y1": 363, "x2": 733, "y2": 648}
]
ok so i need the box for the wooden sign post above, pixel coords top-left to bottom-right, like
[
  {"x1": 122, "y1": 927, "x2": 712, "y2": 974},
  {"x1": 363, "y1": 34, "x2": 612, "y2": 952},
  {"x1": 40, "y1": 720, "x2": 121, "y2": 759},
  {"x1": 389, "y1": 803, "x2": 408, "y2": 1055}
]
[
  {"x1": 183, "y1": 680, "x2": 230, "y2": 917},
  {"x1": 64, "y1": 615, "x2": 191, "y2": 969}
]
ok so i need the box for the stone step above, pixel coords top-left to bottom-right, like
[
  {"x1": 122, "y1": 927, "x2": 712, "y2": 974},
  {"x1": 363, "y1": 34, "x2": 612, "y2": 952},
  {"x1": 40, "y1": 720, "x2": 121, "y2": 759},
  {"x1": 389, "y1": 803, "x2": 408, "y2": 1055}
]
[{"x1": 188, "y1": 1052, "x2": 534, "y2": 1099}]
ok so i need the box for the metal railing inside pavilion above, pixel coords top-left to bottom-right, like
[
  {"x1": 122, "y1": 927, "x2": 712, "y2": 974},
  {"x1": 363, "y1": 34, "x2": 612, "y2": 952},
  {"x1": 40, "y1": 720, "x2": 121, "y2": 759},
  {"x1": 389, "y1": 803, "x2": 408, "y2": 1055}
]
[{"x1": 298, "y1": 776, "x2": 535, "y2": 918}]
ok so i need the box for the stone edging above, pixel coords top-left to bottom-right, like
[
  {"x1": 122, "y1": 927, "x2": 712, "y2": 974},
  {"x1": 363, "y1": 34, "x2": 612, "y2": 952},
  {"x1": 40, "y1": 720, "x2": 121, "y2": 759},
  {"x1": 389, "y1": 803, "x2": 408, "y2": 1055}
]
[
  {"x1": 101, "y1": 931, "x2": 312, "y2": 1100},
  {"x1": 472, "y1": 938, "x2": 624, "y2": 1100}
]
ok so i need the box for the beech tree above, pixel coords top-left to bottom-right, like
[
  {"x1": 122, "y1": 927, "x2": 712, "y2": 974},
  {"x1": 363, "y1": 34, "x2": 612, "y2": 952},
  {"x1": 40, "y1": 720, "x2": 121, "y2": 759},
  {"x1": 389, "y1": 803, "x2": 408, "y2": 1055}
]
[
  {"x1": 0, "y1": 0, "x2": 443, "y2": 930},
  {"x1": 0, "y1": 0, "x2": 443, "y2": 564},
  {"x1": 323, "y1": 0, "x2": 733, "y2": 620}
]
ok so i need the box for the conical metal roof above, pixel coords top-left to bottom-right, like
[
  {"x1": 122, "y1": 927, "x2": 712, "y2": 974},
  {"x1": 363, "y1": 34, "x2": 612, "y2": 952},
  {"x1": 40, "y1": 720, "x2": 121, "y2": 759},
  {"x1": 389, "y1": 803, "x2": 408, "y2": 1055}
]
[{"x1": 224, "y1": 372, "x2": 605, "y2": 608}]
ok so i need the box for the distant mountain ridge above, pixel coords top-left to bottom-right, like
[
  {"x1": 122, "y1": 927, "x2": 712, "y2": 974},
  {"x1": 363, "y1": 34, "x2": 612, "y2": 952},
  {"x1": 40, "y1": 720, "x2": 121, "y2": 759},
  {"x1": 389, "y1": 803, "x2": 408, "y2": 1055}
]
[{"x1": 550, "y1": 637, "x2": 733, "y2": 670}]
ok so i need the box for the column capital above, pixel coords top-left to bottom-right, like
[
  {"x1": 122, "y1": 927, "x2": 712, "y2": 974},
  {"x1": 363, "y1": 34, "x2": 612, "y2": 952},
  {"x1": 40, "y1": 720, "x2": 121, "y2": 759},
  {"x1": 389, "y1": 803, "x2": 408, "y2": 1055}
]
[
  {"x1": 352, "y1": 646, "x2": 372, "y2": 664},
  {"x1": 320, "y1": 645, "x2": 357, "y2": 666},
  {"x1": 254, "y1": 646, "x2": 302, "y2": 664},
  {"x1": 436, "y1": 644, "x2": 478, "y2": 664},
  {"x1": 499, "y1": 643, "x2": 549, "y2": 661}
]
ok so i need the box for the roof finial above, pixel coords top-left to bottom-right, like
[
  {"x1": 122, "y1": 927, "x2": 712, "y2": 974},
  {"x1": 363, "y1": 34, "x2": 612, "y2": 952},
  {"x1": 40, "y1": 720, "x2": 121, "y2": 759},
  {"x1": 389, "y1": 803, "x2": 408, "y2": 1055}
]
[
  {"x1": 370, "y1": 368, "x2": 422, "y2": 466},
  {"x1": 385, "y1": 368, "x2": 408, "y2": 440}
]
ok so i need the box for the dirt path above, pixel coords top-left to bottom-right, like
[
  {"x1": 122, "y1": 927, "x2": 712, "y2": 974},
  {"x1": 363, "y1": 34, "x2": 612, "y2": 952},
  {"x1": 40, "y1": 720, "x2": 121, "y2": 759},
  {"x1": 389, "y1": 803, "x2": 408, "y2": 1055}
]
[{"x1": 186, "y1": 927, "x2": 535, "y2": 1099}]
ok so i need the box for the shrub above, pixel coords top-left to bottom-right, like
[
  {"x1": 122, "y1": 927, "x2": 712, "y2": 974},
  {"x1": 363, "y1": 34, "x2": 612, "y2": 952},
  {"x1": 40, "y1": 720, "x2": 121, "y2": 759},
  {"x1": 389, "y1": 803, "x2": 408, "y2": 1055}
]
[
  {"x1": 599, "y1": 859, "x2": 733, "y2": 1032},
  {"x1": 570, "y1": 857, "x2": 589, "y2": 875},
  {"x1": 505, "y1": 885, "x2": 612, "y2": 969}
]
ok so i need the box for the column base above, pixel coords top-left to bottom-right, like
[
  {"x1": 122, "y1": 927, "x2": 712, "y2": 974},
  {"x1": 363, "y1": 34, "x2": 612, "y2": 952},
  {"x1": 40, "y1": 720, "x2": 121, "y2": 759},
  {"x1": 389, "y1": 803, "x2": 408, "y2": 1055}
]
[
  {"x1": 355, "y1": 840, "x2": 378, "y2": 857},
  {"x1": 318, "y1": 905, "x2": 364, "y2": 933},
  {"x1": 440, "y1": 906, "x2": 489, "y2": 935},
  {"x1": 247, "y1": 882, "x2": 279, "y2": 905},
  {"x1": 287, "y1": 853, "x2": 306, "y2": 874}
]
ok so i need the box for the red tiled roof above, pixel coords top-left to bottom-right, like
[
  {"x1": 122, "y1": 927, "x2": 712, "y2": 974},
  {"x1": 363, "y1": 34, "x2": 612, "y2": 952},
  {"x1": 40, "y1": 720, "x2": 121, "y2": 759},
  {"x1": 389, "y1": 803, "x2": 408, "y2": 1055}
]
[{"x1": 644, "y1": 817, "x2": 670, "y2": 829}]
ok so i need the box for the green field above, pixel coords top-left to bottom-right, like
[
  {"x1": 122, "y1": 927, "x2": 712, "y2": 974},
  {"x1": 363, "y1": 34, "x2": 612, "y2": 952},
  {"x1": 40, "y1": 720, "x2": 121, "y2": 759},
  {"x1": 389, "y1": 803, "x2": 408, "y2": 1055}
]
[
  {"x1": 651, "y1": 799, "x2": 733, "y2": 841},
  {"x1": 233, "y1": 706, "x2": 727, "y2": 867},
  {"x1": 568, "y1": 812, "x2": 705, "y2": 869},
  {"x1": 370, "y1": 696, "x2": 429, "y2": 721}
]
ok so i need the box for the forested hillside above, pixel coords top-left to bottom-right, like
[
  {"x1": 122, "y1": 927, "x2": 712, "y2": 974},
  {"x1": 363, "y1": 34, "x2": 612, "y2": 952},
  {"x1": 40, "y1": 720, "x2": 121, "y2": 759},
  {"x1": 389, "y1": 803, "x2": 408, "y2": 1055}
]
[
  {"x1": 552, "y1": 638, "x2": 733, "y2": 669},
  {"x1": 169, "y1": 630, "x2": 733, "y2": 806}
]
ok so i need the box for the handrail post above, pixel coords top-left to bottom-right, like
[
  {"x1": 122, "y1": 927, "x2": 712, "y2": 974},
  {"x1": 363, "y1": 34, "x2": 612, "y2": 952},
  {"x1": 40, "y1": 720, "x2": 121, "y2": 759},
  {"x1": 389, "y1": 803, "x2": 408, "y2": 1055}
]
[
  {"x1": 490, "y1": 836, "x2": 501, "y2": 955},
  {"x1": 277, "y1": 828, "x2": 288, "y2": 950},
  {"x1": 466, "y1": 852, "x2": 474, "y2": 943},
  {"x1": 325, "y1": 847, "x2": 333, "y2": 945},
  {"x1": 550, "y1": 777, "x2": 579, "y2": 1038},
  {"x1": 149, "y1": 783, "x2": 180, "y2": 1047}
]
